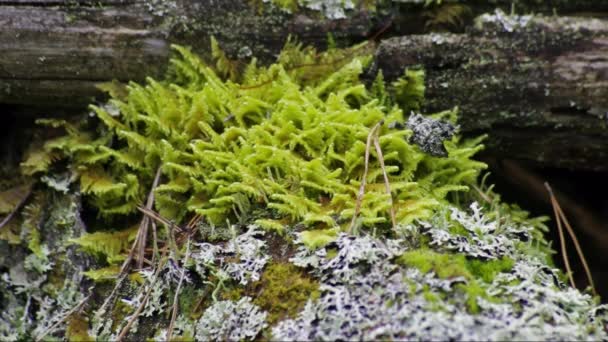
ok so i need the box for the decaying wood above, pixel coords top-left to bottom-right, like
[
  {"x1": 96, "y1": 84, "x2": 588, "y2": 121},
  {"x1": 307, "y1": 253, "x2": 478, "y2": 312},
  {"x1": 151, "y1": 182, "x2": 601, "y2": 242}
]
[
  {"x1": 373, "y1": 15, "x2": 608, "y2": 170},
  {"x1": 0, "y1": 0, "x2": 385, "y2": 107}
]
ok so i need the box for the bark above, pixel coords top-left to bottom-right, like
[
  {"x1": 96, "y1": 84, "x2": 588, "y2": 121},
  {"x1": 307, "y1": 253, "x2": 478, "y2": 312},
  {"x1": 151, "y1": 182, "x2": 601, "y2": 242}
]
[
  {"x1": 1, "y1": 0, "x2": 608, "y2": 169},
  {"x1": 0, "y1": 0, "x2": 387, "y2": 107},
  {"x1": 372, "y1": 15, "x2": 608, "y2": 170}
]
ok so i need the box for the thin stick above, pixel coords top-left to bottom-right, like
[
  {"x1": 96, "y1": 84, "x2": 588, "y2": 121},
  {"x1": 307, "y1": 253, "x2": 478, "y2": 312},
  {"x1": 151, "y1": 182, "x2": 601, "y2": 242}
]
[
  {"x1": 136, "y1": 167, "x2": 163, "y2": 269},
  {"x1": 167, "y1": 236, "x2": 192, "y2": 341},
  {"x1": 97, "y1": 167, "x2": 162, "y2": 317},
  {"x1": 349, "y1": 121, "x2": 383, "y2": 233},
  {"x1": 552, "y1": 191, "x2": 597, "y2": 295},
  {"x1": 35, "y1": 293, "x2": 92, "y2": 342},
  {"x1": 0, "y1": 185, "x2": 32, "y2": 230},
  {"x1": 371, "y1": 122, "x2": 396, "y2": 231},
  {"x1": 545, "y1": 182, "x2": 576, "y2": 289},
  {"x1": 116, "y1": 257, "x2": 167, "y2": 342}
]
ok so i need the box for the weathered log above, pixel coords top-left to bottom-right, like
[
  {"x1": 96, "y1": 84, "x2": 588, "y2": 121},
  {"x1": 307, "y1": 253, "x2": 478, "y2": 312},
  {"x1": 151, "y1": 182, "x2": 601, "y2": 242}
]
[
  {"x1": 372, "y1": 14, "x2": 608, "y2": 170},
  {"x1": 0, "y1": 0, "x2": 388, "y2": 107},
  {"x1": 2, "y1": 0, "x2": 608, "y2": 107}
]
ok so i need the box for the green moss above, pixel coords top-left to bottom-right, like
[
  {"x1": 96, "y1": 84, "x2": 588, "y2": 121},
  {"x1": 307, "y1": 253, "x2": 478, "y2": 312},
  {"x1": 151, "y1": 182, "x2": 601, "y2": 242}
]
[
  {"x1": 29, "y1": 40, "x2": 485, "y2": 238},
  {"x1": 299, "y1": 228, "x2": 339, "y2": 250},
  {"x1": 397, "y1": 248, "x2": 514, "y2": 283},
  {"x1": 397, "y1": 249, "x2": 514, "y2": 314},
  {"x1": 467, "y1": 257, "x2": 514, "y2": 283},
  {"x1": 397, "y1": 249, "x2": 471, "y2": 280},
  {"x1": 250, "y1": 263, "x2": 320, "y2": 325},
  {"x1": 448, "y1": 222, "x2": 471, "y2": 237},
  {"x1": 66, "y1": 315, "x2": 94, "y2": 342},
  {"x1": 455, "y1": 281, "x2": 488, "y2": 314}
]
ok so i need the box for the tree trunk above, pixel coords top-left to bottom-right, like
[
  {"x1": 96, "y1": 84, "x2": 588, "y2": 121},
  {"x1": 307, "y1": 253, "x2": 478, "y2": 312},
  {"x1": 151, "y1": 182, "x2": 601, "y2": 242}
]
[{"x1": 1, "y1": 0, "x2": 608, "y2": 169}]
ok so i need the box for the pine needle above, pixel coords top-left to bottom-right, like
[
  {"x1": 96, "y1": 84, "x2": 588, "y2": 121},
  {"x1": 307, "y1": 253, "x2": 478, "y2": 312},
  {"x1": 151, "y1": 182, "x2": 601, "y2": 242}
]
[
  {"x1": 545, "y1": 182, "x2": 596, "y2": 295},
  {"x1": 135, "y1": 167, "x2": 163, "y2": 269},
  {"x1": 167, "y1": 236, "x2": 192, "y2": 341},
  {"x1": 545, "y1": 182, "x2": 576, "y2": 289},
  {"x1": 97, "y1": 167, "x2": 162, "y2": 318},
  {"x1": 116, "y1": 256, "x2": 167, "y2": 342},
  {"x1": 34, "y1": 292, "x2": 92, "y2": 342},
  {"x1": 349, "y1": 121, "x2": 383, "y2": 233},
  {"x1": 372, "y1": 121, "x2": 396, "y2": 231}
]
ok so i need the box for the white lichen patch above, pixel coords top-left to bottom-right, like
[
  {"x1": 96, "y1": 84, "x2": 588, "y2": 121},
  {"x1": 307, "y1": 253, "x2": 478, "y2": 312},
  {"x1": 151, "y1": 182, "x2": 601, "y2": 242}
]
[
  {"x1": 476, "y1": 9, "x2": 533, "y2": 33},
  {"x1": 274, "y1": 222, "x2": 608, "y2": 341},
  {"x1": 425, "y1": 202, "x2": 530, "y2": 259},
  {"x1": 195, "y1": 297, "x2": 268, "y2": 341},
  {"x1": 263, "y1": 0, "x2": 356, "y2": 19},
  {"x1": 193, "y1": 225, "x2": 270, "y2": 285}
]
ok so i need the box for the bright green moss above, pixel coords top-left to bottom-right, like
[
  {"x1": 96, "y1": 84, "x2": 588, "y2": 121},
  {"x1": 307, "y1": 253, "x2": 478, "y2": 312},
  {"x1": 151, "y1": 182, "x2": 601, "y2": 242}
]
[
  {"x1": 467, "y1": 257, "x2": 514, "y2": 283},
  {"x1": 251, "y1": 263, "x2": 321, "y2": 324},
  {"x1": 397, "y1": 249, "x2": 513, "y2": 313},
  {"x1": 397, "y1": 248, "x2": 514, "y2": 283},
  {"x1": 456, "y1": 281, "x2": 488, "y2": 314},
  {"x1": 24, "y1": 40, "x2": 486, "y2": 245},
  {"x1": 299, "y1": 228, "x2": 339, "y2": 250},
  {"x1": 397, "y1": 249, "x2": 471, "y2": 280}
]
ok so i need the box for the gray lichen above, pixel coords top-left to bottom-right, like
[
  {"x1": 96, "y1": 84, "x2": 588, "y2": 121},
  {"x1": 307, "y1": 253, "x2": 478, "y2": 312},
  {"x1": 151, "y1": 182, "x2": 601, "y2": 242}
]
[
  {"x1": 406, "y1": 113, "x2": 457, "y2": 157},
  {"x1": 274, "y1": 211, "x2": 608, "y2": 341},
  {"x1": 195, "y1": 297, "x2": 268, "y2": 341}
]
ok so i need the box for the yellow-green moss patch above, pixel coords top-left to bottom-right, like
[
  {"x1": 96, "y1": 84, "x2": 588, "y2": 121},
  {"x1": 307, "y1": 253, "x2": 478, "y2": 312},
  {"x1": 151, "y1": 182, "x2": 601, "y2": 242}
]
[{"x1": 251, "y1": 263, "x2": 320, "y2": 324}]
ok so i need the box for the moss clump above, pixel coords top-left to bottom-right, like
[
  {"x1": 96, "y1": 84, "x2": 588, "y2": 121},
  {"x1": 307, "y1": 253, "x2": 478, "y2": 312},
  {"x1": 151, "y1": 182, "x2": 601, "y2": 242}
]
[
  {"x1": 397, "y1": 249, "x2": 514, "y2": 283},
  {"x1": 66, "y1": 316, "x2": 94, "y2": 342},
  {"x1": 250, "y1": 263, "x2": 320, "y2": 324},
  {"x1": 397, "y1": 249, "x2": 514, "y2": 313},
  {"x1": 24, "y1": 40, "x2": 485, "y2": 239},
  {"x1": 397, "y1": 249, "x2": 471, "y2": 280},
  {"x1": 466, "y1": 257, "x2": 514, "y2": 283}
]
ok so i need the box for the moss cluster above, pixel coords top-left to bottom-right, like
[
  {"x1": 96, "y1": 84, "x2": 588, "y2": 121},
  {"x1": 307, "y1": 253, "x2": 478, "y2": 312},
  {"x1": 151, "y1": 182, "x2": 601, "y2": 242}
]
[
  {"x1": 22, "y1": 40, "x2": 485, "y2": 242},
  {"x1": 397, "y1": 249, "x2": 514, "y2": 313},
  {"x1": 397, "y1": 249, "x2": 514, "y2": 282},
  {"x1": 251, "y1": 263, "x2": 321, "y2": 324}
]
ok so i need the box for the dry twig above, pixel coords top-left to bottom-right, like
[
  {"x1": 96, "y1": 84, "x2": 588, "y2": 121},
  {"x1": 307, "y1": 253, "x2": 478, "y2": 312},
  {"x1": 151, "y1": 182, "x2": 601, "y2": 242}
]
[
  {"x1": 116, "y1": 256, "x2": 167, "y2": 342},
  {"x1": 349, "y1": 121, "x2": 386, "y2": 233},
  {"x1": 97, "y1": 167, "x2": 162, "y2": 318},
  {"x1": 372, "y1": 124, "x2": 396, "y2": 231},
  {"x1": 545, "y1": 182, "x2": 576, "y2": 289}
]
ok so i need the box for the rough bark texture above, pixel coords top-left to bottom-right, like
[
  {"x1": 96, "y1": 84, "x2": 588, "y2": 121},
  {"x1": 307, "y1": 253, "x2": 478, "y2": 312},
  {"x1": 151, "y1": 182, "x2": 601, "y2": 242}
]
[
  {"x1": 372, "y1": 15, "x2": 608, "y2": 170},
  {"x1": 0, "y1": 0, "x2": 389, "y2": 107},
  {"x1": 1, "y1": 0, "x2": 608, "y2": 170}
]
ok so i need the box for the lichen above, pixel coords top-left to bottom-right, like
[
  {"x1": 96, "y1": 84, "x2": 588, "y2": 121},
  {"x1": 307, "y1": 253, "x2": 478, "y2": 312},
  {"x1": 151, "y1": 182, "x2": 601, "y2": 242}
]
[{"x1": 195, "y1": 297, "x2": 268, "y2": 341}]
